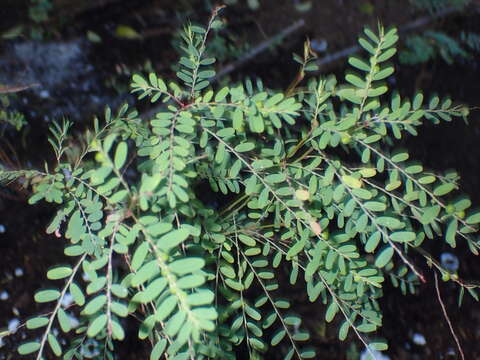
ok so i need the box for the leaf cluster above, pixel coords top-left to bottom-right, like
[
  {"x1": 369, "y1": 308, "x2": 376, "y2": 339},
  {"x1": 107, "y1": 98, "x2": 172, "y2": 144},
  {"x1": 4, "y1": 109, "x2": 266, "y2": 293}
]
[{"x1": 2, "y1": 14, "x2": 479, "y2": 360}]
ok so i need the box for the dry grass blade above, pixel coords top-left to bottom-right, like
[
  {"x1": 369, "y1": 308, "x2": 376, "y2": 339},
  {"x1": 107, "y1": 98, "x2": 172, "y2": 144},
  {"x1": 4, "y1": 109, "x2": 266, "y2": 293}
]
[
  {"x1": 434, "y1": 273, "x2": 466, "y2": 360},
  {"x1": 0, "y1": 83, "x2": 39, "y2": 94}
]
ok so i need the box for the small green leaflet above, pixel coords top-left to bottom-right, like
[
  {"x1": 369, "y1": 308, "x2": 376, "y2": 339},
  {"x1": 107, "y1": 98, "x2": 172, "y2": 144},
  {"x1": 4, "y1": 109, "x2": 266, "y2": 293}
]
[
  {"x1": 131, "y1": 260, "x2": 159, "y2": 287},
  {"x1": 147, "y1": 222, "x2": 173, "y2": 237},
  {"x1": 70, "y1": 282, "x2": 85, "y2": 306},
  {"x1": 177, "y1": 274, "x2": 205, "y2": 289},
  {"x1": 235, "y1": 142, "x2": 255, "y2": 152},
  {"x1": 34, "y1": 289, "x2": 60, "y2": 303},
  {"x1": 111, "y1": 319, "x2": 125, "y2": 340},
  {"x1": 238, "y1": 234, "x2": 256, "y2": 246},
  {"x1": 215, "y1": 87, "x2": 229, "y2": 102},
  {"x1": 83, "y1": 295, "x2": 107, "y2": 316},
  {"x1": 345, "y1": 73, "x2": 366, "y2": 89},
  {"x1": 233, "y1": 108, "x2": 244, "y2": 131},
  {"x1": 325, "y1": 302, "x2": 338, "y2": 322},
  {"x1": 87, "y1": 314, "x2": 108, "y2": 337},
  {"x1": 18, "y1": 342, "x2": 40, "y2": 355},
  {"x1": 47, "y1": 266, "x2": 72, "y2": 280},
  {"x1": 286, "y1": 239, "x2": 306, "y2": 260},
  {"x1": 351, "y1": 188, "x2": 372, "y2": 200},
  {"x1": 391, "y1": 150, "x2": 408, "y2": 162},
  {"x1": 369, "y1": 340, "x2": 388, "y2": 351},
  {"x1": 390, "y1": 231, "x2": 416, "y2": 243},
  {"x1": 420, "y1": 206, "x2": 441, "y2": 224},
  {"x1": 446, "y1": 218, "x2": 458, "y2": 247},
  {"x1": 48, "y1": 333, "x2": 62, "y2": 356},
  {"x1": 466, "y1": 211, "x2": 480, "y2": 224},
  {"x1": 150, "y1": 339, "x2": 167, "y2": 360},
  {"x1": 348, "y1": 56, "x2": 370, "y2": 72},
  {"x1": 154, "y1": 296, "x2": 178, "y2": 322},
  {"x1": 271, "y1": 329, "x2": 286, "y2": 346},
  {"x1": 114, "y1": 142, "x2": 128, "y2": 169},
  {"x1": 157, "y1": 228, "x2": 190, "y2": 252},
  {"x1": 57, "y1": 308, "x2": 72, "y2": 333},
  {"x1": 434, "y1": 183, "x2": 455, "y2": 196},
  {"x1": 141, "y1": 278, "x2": 168, "y2": 303},
  {"x1": 26, "y1": 317, "x2": 49, "y2": 329},
  {"x1": 375, "y1": 246, "x2": 394, "y2": 267},
  {"x1": 364, "y1": 201, "x2": 386, "y2": 212},
  {"x1": 169, "y1": 258, "x2": 205, "y2": 275},
  {"x1": 131, "y1": 242, "x2": 149, "y2": 271},
  {"x1": 342, "y1": 175, "x2": 362, "y2": 188},
  {"x1": 111, "y1": 301, "x2": 128, "y2": 317},
  {"x1": 376, "y1": 217, "x2": 403, "y2": 229}
]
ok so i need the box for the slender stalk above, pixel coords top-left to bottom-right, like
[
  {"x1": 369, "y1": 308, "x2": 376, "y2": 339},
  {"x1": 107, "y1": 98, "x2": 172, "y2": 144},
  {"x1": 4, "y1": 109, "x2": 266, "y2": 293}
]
[{"x1": 434, "y1": 273, "x2": 465, "y2": 360}]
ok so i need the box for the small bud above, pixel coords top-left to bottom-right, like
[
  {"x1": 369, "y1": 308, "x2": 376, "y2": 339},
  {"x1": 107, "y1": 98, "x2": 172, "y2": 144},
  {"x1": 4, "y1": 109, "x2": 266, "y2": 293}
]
[
  {"x1": 309, "y1": 220, "x2": 322, "y2": 236},
  {"x1": 460, "y1": 106, "x2": 469, "y2": 118},
  {"x1": 446, "y1": 205, "x2": 455, "y2": 214},
  {"x1": 295, "y1": 189, "x2": 310, "y2": 201},
  {"x1": 341, "y1": 134, "x2": 351, "y2": 144}
]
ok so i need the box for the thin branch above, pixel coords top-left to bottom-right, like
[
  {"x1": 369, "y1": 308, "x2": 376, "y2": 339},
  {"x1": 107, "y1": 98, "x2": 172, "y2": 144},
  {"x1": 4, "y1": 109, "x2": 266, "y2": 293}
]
[
  {"x1": 240, "y1": 249, "x2": 303, "y2": 359},
  {"x1": 320, "y1": 152, "x2": 426, "y2": 283},
  {"x1": 36, "y1": 254, "x2": 87, "y2": 360},
  {"x1": 188, "y1": 5, "x2": 225, "y2": 100},
  {"x1": 434, "y1": 273, "x2": 465, "y2": 360}
]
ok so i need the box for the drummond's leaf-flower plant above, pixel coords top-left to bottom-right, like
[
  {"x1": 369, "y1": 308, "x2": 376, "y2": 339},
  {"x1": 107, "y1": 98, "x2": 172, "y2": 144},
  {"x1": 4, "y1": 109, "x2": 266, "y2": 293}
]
[{"x1": 2, "y1": 8, "x2": 479, "y2": 360}]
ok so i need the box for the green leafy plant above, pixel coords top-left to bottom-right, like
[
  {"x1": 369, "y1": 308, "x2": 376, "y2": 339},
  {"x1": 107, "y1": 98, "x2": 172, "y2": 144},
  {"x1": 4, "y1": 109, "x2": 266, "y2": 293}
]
[
  {"x1": 399, "y1": 30, "x2": 480, "y2": 65},
  {"x1": 28, "y1": 0, "x2": 54, "y2": 39},
  {"x1": 0, "y1": 0, "x2": 54, "y2": 40},
  {"x1": 0, "y1": 94, "x2": 26, "y2": 133},
  {"x1": 460, "y1": 31, "x2": 480, "y2": 52},
  {"x1": 400, "y1": 0, "x2": 479, "y2": 67},
  {"x1": 171, "y1": 19, "x2": 249, "y2": 66},
  {"x1": 29, "y1": 0, "x2": 53, "y2": 23},
  {"x1": 2, "y1": 9, "x2": 480, "y2": 360}
]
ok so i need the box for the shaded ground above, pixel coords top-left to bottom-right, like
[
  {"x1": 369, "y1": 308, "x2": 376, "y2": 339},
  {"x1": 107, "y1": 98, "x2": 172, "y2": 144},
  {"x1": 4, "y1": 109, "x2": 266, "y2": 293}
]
[{"x1": 1, "y1": 1, "x2": 480, "y2": 359}]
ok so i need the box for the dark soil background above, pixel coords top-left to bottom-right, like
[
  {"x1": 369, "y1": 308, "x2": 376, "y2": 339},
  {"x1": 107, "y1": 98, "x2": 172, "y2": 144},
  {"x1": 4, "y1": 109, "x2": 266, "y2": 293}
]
[{"x1": 0, "y1": 1, "x2": 480, "y2": 359}]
